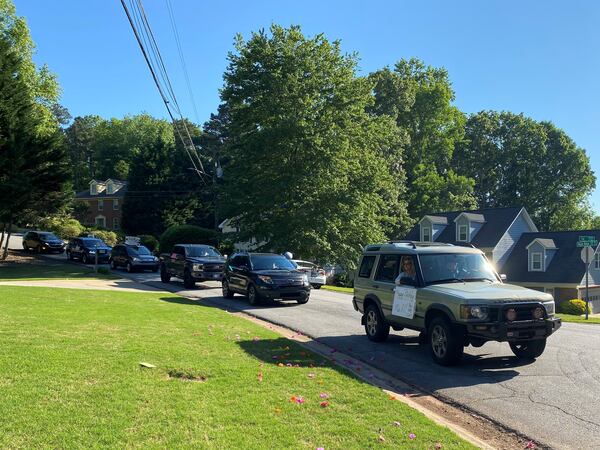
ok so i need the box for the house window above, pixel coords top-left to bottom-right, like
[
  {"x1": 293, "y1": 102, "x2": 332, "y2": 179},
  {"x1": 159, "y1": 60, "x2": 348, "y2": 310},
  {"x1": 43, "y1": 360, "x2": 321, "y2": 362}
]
[
  {"x1": 113, "y1": 199, "x2": 119, "y2": 210},
  {"x1": 95, "y1": 216, "x2": 106, "y2": 228},
  {"x1": 458, "y1": 224, "x2": 468, "y2": 242},
  {"x1": 98, "y1": 199, "x2": 104, "y2": 211},
  {"x1": 422, "y1": 226, "x2": 431, "y2": 242},
  {"x1": 594, "y1": 253, "x2": 600, "y2": 269},
  {"x1": 90, "y1": 182, "x2": 98, "y2": 195},
  {"x1": 113, "y1": 218, "x2": 120, "y2": 231},
  {"x1": 531, "y1": 252, "x2": 543, "y2": 271},
  {"x1": 106, "y1": 181, "x2": 114, "y2": 195}
]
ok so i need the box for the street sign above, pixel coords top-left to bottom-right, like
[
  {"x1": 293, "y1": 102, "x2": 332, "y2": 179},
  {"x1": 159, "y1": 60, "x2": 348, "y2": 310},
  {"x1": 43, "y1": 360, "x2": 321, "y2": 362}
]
[
  {"x1": 579, "y1": 236, "x2": 596, "y2": 242},
  {"x1": 577, "y1": 238, "x2": 598, "y2": 247},
  {"x1": 581, "y1": 247, "x2": 594, "y2": 263}
]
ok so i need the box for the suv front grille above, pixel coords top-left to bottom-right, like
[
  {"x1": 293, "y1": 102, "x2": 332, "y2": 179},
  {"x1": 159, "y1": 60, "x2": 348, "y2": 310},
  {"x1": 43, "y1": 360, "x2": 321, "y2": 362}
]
[
  {"x1": 203, "y1": 264, "x2": 224, "y2": 272},
  {"x1": 501, "y1": 304, "x2": 542, "y2": 322}
]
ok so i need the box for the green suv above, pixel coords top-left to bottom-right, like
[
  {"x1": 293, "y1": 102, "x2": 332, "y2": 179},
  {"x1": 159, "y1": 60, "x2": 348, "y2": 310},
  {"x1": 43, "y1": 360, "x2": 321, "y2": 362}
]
[{"x1": 353, "y1": 242, "x2": 561, "y2": 366}]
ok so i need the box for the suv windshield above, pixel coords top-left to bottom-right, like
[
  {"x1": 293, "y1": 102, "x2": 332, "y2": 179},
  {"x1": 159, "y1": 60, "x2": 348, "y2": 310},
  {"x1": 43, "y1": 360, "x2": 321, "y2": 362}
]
[
  {"x1": 128, "y1": 245, "x2": 152, "y2": 256},
  {"x1": 81, "y1": 239, "x2": 104, "y2": 248},
  {"x1": 187, "y1": 246, "x2": 222, "y2": 258},
  {"x1": 39, "y1": 233, "x2": 59, "y2": 241},
  {"x1": 419, "y1": 253, "x2": 497, "y2": 285},
  {"x1": 251, "y1": 255, "x2": 297, "y2": 271}
]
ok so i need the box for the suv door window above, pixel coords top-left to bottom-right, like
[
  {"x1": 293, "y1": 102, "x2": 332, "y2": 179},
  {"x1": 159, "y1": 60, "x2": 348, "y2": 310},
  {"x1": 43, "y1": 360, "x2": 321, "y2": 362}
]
[
  {"x1": 358, "y1": 255, "x2": 376, "y2": 278},
  {"x1": 375, "y1": 254, "x2": 400, "y2": 283},
  {"x1": 229, "y1": 255, "x2": 241, "y2": 268},
  {"x1": 239, "y1": 256, "x2": 251, "y2": 269}
]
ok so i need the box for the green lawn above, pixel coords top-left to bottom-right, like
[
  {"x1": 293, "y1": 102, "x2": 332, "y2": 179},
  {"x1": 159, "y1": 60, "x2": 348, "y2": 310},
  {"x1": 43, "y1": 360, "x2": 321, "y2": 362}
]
[
  {"x1": 321, "y1": 285, "x2": 353, "y2": 294},
  {"x1": 557, "y1": 313, "x2": 600, "y2": 324},
  {"x1": 0, "y1": 262, "x2": 117, "y2": 281},
  {"x1": 0, "y1": 286, "x2": 475, "y2": 449}
]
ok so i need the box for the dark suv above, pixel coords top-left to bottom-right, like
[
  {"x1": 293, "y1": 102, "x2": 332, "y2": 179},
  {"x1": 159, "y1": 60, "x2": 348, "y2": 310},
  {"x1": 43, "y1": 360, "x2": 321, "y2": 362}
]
[
  {"x1": 66, "y1": 237, "x2": 112, "y2": 264},
  {"x1": 110, "y1": 244, "x2": 159, "y2": 273},
  {"x1": 222, "y1": 252, "x2": 311, "y2": 305},
  {"x1": 22, "y1": 231, "x2": 65, "y2": 253}
]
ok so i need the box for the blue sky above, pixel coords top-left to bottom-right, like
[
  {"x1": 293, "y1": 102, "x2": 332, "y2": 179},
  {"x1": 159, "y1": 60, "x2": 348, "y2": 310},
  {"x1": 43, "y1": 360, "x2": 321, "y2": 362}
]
[{"x1": 14, "y1": 0, "x2": 600, "y2": 210}]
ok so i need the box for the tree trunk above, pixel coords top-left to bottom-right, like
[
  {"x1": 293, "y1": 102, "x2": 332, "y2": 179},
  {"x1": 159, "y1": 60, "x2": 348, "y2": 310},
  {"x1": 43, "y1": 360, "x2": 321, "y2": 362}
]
[
  {"x1": 1, "y1": 219, "x2": 12, "y2": 260},
  {"x1": 0, "y1": 222, "x2": 5, "y2": 251}
]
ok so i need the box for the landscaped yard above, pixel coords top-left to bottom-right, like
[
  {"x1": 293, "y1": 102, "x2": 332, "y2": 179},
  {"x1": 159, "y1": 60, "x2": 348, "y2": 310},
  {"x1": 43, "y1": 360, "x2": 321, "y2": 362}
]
[
  {"x1": 0, "y1": 285, "x2": 475, "y2": 449},
  {"x1": 0, "y1": 253, "x2": 116, "y2": 281},
  {"x1": 322, "y1": 285, "x2": 353, "y2": 294},
  {"x1": 557, "y1": 313, "x2": 600, "y2": 324}
]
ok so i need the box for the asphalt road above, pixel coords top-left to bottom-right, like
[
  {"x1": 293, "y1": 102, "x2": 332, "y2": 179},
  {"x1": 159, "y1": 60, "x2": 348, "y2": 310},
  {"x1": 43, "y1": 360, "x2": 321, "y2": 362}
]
[{"x1": 6, "y1": 235, "x2": 600, "y2": 449}]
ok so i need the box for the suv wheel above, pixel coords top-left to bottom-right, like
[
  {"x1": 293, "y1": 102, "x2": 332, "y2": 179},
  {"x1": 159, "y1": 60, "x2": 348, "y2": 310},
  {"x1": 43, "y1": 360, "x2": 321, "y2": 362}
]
[
  {"x1": 126, "y1": 262, "x2": 134, "y2": 273},
  {"x1": 82, "y1": 254, "x2": 88, "y2": 264},
  {"x1": 296, "y1": 295, "x2": 309, "y2": 305},
  {"x1": 222, "y1": 280, "x2": 234, "y2": 299},
  {"x1": 510, "y1": 339, "x2": 546, "y2": 359},
  {"x1": 247, "y1": 284, "x2": 260, "y2": 306},
  {"x1": 22, "y1": 243, "x2": 29, "y2": 252},
  {"x1": 428, "y1": 316, "x2": 464, "y2": 366},
  {"x1": 183, "y1": 270, "x2": 195, "y2": 289},
  {"x1": 110, "y1": 259, "x2": 117, "y2": 270},
  {"x1": 364, "y1": 303, "x2": 389, "y2": 342},
  {"x1": 160, "y1": 264, "x2": 171, "y2": 283}
]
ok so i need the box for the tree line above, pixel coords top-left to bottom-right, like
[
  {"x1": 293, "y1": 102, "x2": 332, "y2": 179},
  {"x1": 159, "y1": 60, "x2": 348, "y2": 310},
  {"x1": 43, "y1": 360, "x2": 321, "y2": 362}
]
[{"x1": 0, "y1": 5, "x2": 596, "y2": 266}]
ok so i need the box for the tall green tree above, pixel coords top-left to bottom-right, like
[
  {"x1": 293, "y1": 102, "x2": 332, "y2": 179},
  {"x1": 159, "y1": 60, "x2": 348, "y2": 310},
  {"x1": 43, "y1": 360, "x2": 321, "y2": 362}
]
[
  {"x1": 64, "y1": 115, "x2": 103, "y2": 190},
  {"x1": 219, "y1": 25, "x2": 409, "y2": 266},
  {"x1": 369, "y1": 59, "x2": 476, "y2": 218},
  {"x1": 0, "y1": 33, "x2": 70, "y2": 258},
  {"x1": 453, "y1": 111, "x2": 596, "y2": 230}
]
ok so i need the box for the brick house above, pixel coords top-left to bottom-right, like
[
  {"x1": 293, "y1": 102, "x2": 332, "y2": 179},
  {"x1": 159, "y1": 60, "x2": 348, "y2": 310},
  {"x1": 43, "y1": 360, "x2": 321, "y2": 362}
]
[{"x1": 74, "y1": 179, "x2": 127, "y2": 231}]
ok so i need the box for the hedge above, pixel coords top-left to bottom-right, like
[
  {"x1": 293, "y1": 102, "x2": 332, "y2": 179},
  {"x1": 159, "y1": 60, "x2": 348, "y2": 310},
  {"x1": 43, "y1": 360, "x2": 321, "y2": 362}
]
[
  {"x1": 139, "y1": 234, "x2": 159, "y2": 253},
  {"x1": 159, "y1": 225, "x2": 218, "y2": 253}
]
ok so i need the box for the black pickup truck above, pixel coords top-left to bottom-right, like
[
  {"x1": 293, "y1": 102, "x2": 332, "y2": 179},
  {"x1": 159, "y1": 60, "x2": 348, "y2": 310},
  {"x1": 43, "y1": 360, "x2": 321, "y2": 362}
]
[{"x1": 160, "y1": 244, "x2": 226, "y2": 288}]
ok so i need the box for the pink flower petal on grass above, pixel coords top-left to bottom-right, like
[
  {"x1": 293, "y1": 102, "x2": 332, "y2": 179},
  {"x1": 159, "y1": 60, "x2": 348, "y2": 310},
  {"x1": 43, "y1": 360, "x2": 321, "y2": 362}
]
[
  {"x1": 408, "y1": 433, "x2": 416, "y2": 440},
  {"x1": 525, "y1": 442, "x2": 536, "y2": 449},
  {"x1": 435, "y1": 444, "x2": 442, "y2": 449},
  {"x1": 319, "y1": 393, "x2": 329, "y2": 398}
]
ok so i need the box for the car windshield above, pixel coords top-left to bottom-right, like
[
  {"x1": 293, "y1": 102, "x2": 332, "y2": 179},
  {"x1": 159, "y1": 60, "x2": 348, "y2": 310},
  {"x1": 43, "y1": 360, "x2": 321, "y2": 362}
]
[
  {"x1": 251, "y1": 255, "x2": 297, "y2": 271},
  {"x1": 419, "y1": 253, "x2": 497, "y2": 285},
  {"x1": 128, "y1": 245, "x2": 152, "y2": 256},
  {"x1": 39, "y1": 233, "x2": 59, "y2": 240},
  {"x1": 186, "y1": 246, "x2": 222, "y2": 257},
  {"x1": 82, "y1": 239, "x2": 104, "y2": 248}
]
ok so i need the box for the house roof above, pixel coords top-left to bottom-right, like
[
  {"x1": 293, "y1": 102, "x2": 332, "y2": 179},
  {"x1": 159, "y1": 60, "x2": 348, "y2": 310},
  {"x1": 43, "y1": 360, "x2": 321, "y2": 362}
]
[
  {"x1": 454, "y1": 212, "x2": 485, "y2": 223},
  {"x1": 405, "y1": 206, "x2": 528, "y2": 248},
  {"x1": 75, "y1": 181, "x2": 128, "y2": 199},
  {"x1": 420, "y1": 215, "x2": 448, "y2": 225},
  {"x1": 503, "y1": 230, "x2": 600, "y2": 284}
]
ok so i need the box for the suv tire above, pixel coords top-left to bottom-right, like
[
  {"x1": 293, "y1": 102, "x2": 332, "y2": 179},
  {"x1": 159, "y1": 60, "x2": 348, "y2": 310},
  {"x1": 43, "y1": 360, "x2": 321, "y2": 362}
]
[
  {"x1": 364, "y1": 303, "x2": 390, "y2": 342},
  {"x1": 160, "y1": 264, "x2": 171, "y2": 283},
  {"x1": 247, "y1": 284, "x2": 260, "y2": 306},
  {"x1": 510, "y1": 339, "x2": 546, "y2": 359},
  {"x1": 110, "y1": 259, "x2": 117, "y2": 270},
  {"x1": 126, "y1": 262, "x2": 134, "y2": 273},
  {"x1": 222, "y1": 280, "x2": 235, "y2": 299},
  {"x1": 296, "y1": 295, "x2": 309, "y2": 305},
  {"x1": 183, "y1": 270, "x2": 195, "y2": 289},
  {"x1": 82, "y1": 254, "x2": 88, "y2": 264},
  {"x1": 428, "y1": 316, "x2": 464, "y2": 366}
]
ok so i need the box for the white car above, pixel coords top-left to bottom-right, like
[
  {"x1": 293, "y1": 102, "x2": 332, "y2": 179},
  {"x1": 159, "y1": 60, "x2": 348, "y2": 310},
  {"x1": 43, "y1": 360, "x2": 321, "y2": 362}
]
[{"x1": 292, "y1": 260, "x2": 327, "y2": 289}]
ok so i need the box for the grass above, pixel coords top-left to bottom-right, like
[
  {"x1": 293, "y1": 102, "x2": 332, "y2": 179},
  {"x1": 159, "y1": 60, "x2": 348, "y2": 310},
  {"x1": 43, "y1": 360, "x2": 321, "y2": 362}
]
[
  {"x1": 0, "y1": 285, "x2": 475, "y2": 449},
  {"x1": 321, "y1": 285, "x2": 353, "y2": 294},
  {"x1": 557, "y1": 313, "x2": 600, "y2": 324},
  {"x1": 0, "y1": 261, "x2": 117, "y2": 281}
]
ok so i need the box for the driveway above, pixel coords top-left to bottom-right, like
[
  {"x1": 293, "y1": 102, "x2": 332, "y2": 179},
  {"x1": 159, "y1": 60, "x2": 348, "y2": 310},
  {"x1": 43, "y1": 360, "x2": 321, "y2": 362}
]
[{"x1": 26, "y1": 246, "x2": 600, "y2": 449}]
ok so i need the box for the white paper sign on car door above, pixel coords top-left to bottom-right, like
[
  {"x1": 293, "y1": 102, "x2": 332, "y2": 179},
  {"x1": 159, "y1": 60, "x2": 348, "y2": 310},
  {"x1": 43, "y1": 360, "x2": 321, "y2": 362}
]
[{"x1": 392, "y1": 286, "x2": 417, "y2": 319}]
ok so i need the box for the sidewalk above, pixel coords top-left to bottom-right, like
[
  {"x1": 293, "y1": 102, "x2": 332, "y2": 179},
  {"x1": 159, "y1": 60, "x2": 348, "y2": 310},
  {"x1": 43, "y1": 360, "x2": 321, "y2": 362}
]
[{"x1": 0, "y1": 278, "x2": 166, "y2": 293}]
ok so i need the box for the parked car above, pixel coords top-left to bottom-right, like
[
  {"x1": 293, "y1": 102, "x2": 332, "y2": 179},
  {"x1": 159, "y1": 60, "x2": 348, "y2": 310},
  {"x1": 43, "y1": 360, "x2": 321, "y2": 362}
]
[
  {"x1": 353, "y1": 241, "x2": 561, "y2": 366},
  {"x1": 222, "y1": 252, "x2": 311, "y2": 305},
  {"x1": 66, "y1": 237, "x2": 112, "y2": 264},
  {"x1": 110, "y1": 243, "x2": 159, "y2": 273},
  {"x1": 22, "y1": 231, "x2": 65, "y2": 253},
  {"x1": 292, "y1": 260, "x2": 327, "y2": 289},
  {"x1": 160, "y1": 244, "x2": 226, "y2": 289}
]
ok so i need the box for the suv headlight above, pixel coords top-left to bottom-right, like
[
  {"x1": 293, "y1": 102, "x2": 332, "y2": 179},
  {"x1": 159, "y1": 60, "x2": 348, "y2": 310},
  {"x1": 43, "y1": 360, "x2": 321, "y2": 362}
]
[
  {"x1": 460, "y1": 305, "x2": 489, "y2": 320},
  {"x1": 192, "y1": 263, "x2": 204, "y2": 271},
  {"x1": 132, "y1": 257, "x2": 140, "y2": 262},
  {"x1": 258, "y1": 275, "x2": 273, "y2": 284},
  {"x1": 88, "y1": 250, "x2": 96, "y2": 254},
  {"x1": 543, "y1": 301, "x2": 555, "y2": 317}
]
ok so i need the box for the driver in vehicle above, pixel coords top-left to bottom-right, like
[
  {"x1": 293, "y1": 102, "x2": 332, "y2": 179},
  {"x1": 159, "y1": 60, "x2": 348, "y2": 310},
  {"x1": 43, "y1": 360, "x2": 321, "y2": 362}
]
[{"x1": 395, "y1": 256, "x2": 416, "y2": 285}]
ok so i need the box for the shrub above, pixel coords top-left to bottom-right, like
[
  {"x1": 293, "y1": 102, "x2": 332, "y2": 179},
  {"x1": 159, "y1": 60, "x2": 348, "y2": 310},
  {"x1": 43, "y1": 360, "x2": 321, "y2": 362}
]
[
  {"x1": 38, "y1": 215, "x2": 84, "y2": 240},
  {"x1": 159, "y1": 225, "x2": 218, "y2": 253},
  {"x1": 559, "y1": 299, "x2": 591, "y2": 315},
  {"x1": 331, "y1": 271, "x2": 354, "y2": 288},
  {"x1": 139, "y1": 234, "x2": 159, "y2": 253},
  {"x1": 84, "y1": 229, "x2": 118, "y2": 247},
  {"x1": 97, "y1": 267, "x2": 111, "y2": 275}
]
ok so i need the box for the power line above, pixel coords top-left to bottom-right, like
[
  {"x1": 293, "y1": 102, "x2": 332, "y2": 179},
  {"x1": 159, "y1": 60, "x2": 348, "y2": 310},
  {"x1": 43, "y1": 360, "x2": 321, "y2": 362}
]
[{"x1": 119, "y1": 0, "x2": 206, "y2": 182}]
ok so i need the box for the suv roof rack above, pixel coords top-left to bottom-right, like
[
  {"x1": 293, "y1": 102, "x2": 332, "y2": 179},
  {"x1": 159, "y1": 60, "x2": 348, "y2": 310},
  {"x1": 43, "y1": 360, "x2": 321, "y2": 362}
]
[{"x1": 387, "y1": 240, "x2": 455, "y2": 248}]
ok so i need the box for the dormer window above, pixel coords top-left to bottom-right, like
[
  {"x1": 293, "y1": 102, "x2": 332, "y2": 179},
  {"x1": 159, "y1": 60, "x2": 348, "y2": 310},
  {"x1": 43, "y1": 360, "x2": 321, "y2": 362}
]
[
  {"x1": 531, "y1": 252, "x2": 543, "y2": 271},
  {"x1": 422, "y1": 226, "x2": 431, "y2": 242},
  {"x1": 458, "y1": 224, "x2": 468, "y2": 242},
  {"x1": 594, "y1": 253, "x2": 600, "y2": 270},
  {"x1": 106, "y1": 181, "x2": 114, "y2": 195},
  {"x1": 90, "y1": 182, "x2": 98, "y2": 196}
]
